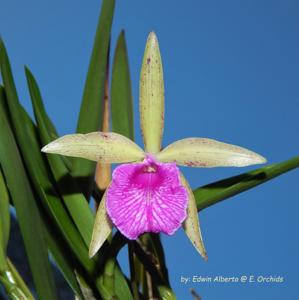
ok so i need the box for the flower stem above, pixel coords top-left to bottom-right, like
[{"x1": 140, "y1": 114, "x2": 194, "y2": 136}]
[
  {"x1": 95, "y1": 40, "x2": 111, "y2": 199},
  {"x1": 128, "y1": 242, "x2": 140, "y2": 300}
]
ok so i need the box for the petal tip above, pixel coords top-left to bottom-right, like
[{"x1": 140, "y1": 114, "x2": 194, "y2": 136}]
[
  {"x1": 196, "y1": 243, "x2": 208, "y2": 261},
  {"x1": 200, "y1": 247, "x2": 208, "y2": 261},
  {"x1": 145, "y1": 31, "x2": 160, "y2": 56},
  {"x1": 148, "y1": 31, "x2": 158, "y2": 43},
  {"x1": 189, "y1": 232, "x2": 208, "y2": 261},
  {"x1": 41, "y1": 143, "x2": 53, "y2": 153},
  {"x1": 88, "y1": 235, "x2": 106, "y2": 258},
  {"x1": 88, "y1": 246, "x2": 97, "y2": 259},
  {"x1": 249, "y1": 153, "x2": 267, "y2": 166},
  {"x1": 41, "y1": 140, "x2": 62, "y2": 154},
  {"x1": 258, "y1": 155, "x2": 267, "y2": 164}
]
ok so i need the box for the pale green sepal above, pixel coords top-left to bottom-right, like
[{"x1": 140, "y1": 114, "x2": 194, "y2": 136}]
[
  {"x1": 42, "y1": 132, "x2": 145, "y2": 163},
  {"x1": 89, "y1": 190, "x2": 113, "y2": 258},
  {"x1": 180, "y1": 173, "x2": 208, "y2": 260},
  {"x1": 140, "y1": 32, "x2": 164, "y2": 153},
  {"x1": 75, "y1": 271, "x2": 97, "y2": 300},
  {"x1": 157, "y1": 138, "x2": 266, "y2": 167}
]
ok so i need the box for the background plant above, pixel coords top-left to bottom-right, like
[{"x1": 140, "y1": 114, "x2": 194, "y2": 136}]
[{"x1": 0, "y1": 1, "x2": 298, "y2": 299}]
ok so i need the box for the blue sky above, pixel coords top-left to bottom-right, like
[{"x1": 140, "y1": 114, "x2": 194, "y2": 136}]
[{"x1": 1, "y1": 0, "x2": 299, "y2": 299}]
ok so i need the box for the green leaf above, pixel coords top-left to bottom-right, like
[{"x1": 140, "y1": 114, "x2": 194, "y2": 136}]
[
  {"x1": 25, "y1": 66, "x2": 131, "y2": 299},
  {"x1": 102, "y1": 258, "x2": 116, "y2": 297},
  {"x1": 0, "y1": 86, "x2": 57, "y2": 300},
  {"x1": 2, "y1": 62, "x2": 92, "y2": 270},
  {"x1": 44, "y1": 225, "x2": 83, "y2": 297},
  {"x1": 7, "y1": 259, "x2": 35, "y2": 299},
  {"x1": 0, "y1": 37, "x2": 93, "y2": 277},
  {"x1": 18, "y1": 100, "x2": 93, "y2": 271},
  {"x1": 0, "y1": 166, "x2": 10, "y2": 271},
  {"x1": 25, "y1": 67, "x2": 95, "y2": 248},
  {"x1": 194, "y1": 156, "x2": 299, "y2": 211},
  {"x1": 157, "y1": 287, "x2": 177, "y2": 300},
  {"x1": 0, "y1": 242, "x2": 7, "y2": 274},
  {"x1": 111, "y1": 30, "x2": 134, "y2": 140},
  {"x1": 98, "y1": 259, "x2": 134, "y2": 300},
  {"x1": 73, "y1": 0, "x2": 115, "y2": 198},
  {"x1": 1, "y1": 57, "x2": 95, "y2": 293},
  {"x1": 98, "y1": 258, "x2": 134, "y2": 300},
  {"x1": 0, "y1": 275, "x2": 29, "y2": 300},
  {"x1": 75, "y1": 271, "x2": 97, "y2": 300},
  {"x1": 114, "y1": 263, "x2": 134, "y2": 300}
]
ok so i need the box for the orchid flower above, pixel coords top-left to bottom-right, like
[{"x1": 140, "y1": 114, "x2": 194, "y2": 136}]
[{"x1": 41, "y1": 32, "x2": 266, "y2": 260}]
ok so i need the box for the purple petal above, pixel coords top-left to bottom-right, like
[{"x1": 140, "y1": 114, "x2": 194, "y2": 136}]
[{"x1": 106, "y1": 155, "x2": 188, "y2": 239}]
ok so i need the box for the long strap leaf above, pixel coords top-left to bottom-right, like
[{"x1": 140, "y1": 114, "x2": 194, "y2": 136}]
[
  {"x1": 73, "y1": 0, "x2": 115, "y2": 198},
  {"x1": 44, "y1": 222, "x2": 83, "y2": 297},
  {"x1": 0, "y1": 167, "x2": 10, "y2": 272},
  {"x1": 0, "y1": 86, "x2": 57, "y2": 300},
  {"x1": 25, "y1": 68, "x2": 95, "y2": 248},
  {"x1": 0, "y1": 45, "x2": 83, "y2": 295},
  {"x1": 7, "y1": 259, "x2": 35, "y2": 299},
  {"x1": 194, "y1": 156, "x2": 299, "y2": 211},
  {"x1": 20, "y1": 101, "x2": 93, "y2": 270},
  {"x1": 0, "y1": 37, "x2": 99, "y2": 295},
  {"x1": 0, "y1": 47, "x2": 95, "y2": 293},
  {"x1": 111, "y1": 30, "x2": 134, "y2": 140},
  {"x1": 25, "y1": 67, "x2": 132, "y2": 297},
  {"x1": 0, "y1": 37, "x2": 95, "y2": 280}
]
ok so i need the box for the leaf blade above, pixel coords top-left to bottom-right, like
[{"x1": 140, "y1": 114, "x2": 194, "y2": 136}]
[
  {"x1": 0, "y1": 166, "x2": 10, "y2": 269},
  {"x1": 25, "y1": 63, "x2": 130, "y2": 300},
  {"x1": 0, "y1": 41, "x2": 93, "y2": 275},
  {"x1": 111, "y1": 30, "x2": 134, "y2": 140},
  {"x1": 0, "y1": 86, "x2": 57, "y2": 300},
  {"x1": 19, "y1": 103, "x2": 94, "y2": 270},
  {"x1": 25, "y1": 67, "x2": 95, "y2": 247},
  {"x1": 44, "y1": 225, "x2": 83, "y2": 297},
  {"x1": 194, "y1": 156, "x2": 299, "y2": 211},
  {"x1": 73, "y1": 0, "x2": 115, "y2": 197}
]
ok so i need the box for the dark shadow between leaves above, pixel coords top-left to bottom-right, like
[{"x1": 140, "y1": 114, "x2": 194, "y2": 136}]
[{"x1": 45, "y1": 174, "x2": 92, "y2": 198}]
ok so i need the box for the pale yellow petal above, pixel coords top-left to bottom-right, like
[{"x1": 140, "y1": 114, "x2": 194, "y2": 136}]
[
  {"x1": 157, "y1": 138, "x2": 266, "y2": 167},
  {"x1": 180, "y1": 173, "x2": 207, "y2": 260},
  {"x1": 140, "y1": 32, "x2": 164, "y2": 153},
  {"x1": 89, "y1": 191, "x2": 113, "y2": 258},
  {"x1": 41, "y1": 132, "x2": 145, "y2": 163}
]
